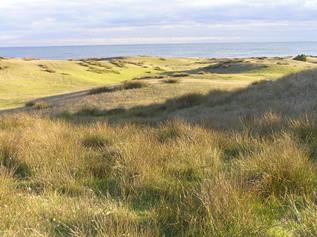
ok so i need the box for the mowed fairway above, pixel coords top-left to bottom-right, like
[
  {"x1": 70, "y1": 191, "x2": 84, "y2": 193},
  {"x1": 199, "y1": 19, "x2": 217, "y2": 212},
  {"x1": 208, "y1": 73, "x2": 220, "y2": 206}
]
[{"x1": 0, "y1": 56, "x2": 314, "y2": 109}]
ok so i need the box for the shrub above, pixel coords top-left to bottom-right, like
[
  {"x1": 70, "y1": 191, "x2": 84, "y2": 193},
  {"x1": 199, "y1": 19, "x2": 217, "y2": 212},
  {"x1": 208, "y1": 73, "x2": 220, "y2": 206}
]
[
  {"x1": 25, "y1": 101, "x2": 50, "y2": 109},
  {"x1": 25, "y1": 101, "x2": 35, "y2": 107},
  {"x1": 89, "y1": 86, "x2": 116, "y2": 95},
  {"x1": 163, "y1": 78, "x2": 180, "y2": 84},
  {"x1": 34, "y1": 101, "x2": 50, "y2": 109},
  {"x1": 133, "y1": 75, "x2": 164, "y2": 80},
  {"x1": 122, "y1": 81, "x2": 149, "y2": 90},
  {"x1": 89, "y1": 81, "x2": 148, "y2": 95},
  {"x1": 294, "y1": 54, "x2": 307, "y2": 62},
  {"x1": 171, "y1": 73, "x2": 189, "y2": 78}
]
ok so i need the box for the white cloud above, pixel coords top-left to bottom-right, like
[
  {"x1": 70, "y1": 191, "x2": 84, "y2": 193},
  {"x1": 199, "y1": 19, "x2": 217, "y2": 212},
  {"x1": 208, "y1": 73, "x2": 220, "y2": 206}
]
[{"x1": 0, "y1": 0, "x2": 317, "y2": 46}]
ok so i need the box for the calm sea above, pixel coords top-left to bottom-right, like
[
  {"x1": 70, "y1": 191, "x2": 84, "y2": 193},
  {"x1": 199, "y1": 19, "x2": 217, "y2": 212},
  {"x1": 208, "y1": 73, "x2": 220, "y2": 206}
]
[{"x1": 1, "y1": 42, "x2": 317, "y2": 60}]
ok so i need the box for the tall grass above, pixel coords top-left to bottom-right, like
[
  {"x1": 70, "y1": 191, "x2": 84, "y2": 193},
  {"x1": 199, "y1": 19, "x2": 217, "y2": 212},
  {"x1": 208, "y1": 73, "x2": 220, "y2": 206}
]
[{"x1": 0, "y1": 113, "x2": 316, "y2": 236}]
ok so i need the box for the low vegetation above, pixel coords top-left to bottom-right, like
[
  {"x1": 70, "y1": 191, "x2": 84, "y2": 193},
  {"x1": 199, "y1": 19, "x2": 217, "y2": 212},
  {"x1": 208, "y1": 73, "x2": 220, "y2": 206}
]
[
  {"x1": 89, "y1": 81, "x2": 149, "y2": 95},
  {"x1": 0, "y1": 57, "x2": 157, "y2": 109},
  {"x1": 25, "y1": 100, "x2": 51, "y2": 109},
  {"x1": 1, "y1": 56, "x2": 317, "y2": 236},
  {"x1": 163, "y1": 78, "x2": 180, "y2": 84},
  {"x1": 0, "y1": 56, "x2": 313, "y2": 109},
  {"x1": 294, "y1": 54, "x2": 307, "y2": 62},
  {"x1": 1, "y1": 113, "x2": 317, "y2": 236}
]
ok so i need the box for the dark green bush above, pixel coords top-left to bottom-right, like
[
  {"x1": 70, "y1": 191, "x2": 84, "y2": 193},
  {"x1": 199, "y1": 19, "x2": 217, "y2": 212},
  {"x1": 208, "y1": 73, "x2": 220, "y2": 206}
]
[{"x1": 294, "y1": 54, "x2": 307, "y2": 62}]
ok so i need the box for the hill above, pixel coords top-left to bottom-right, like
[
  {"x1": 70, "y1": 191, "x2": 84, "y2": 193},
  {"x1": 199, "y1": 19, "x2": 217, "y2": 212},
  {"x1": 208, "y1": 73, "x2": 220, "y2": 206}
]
[
  {"x1": 0, "y1": 56, "x2": 161, "y2": 108},
  {"x1": 0, "y1": 56, "x2": 311, "y2": 109}
]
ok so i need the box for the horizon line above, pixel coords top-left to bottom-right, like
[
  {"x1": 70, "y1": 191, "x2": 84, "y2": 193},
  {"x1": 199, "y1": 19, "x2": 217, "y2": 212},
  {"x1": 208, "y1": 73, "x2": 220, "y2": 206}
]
[{"x1": 1, "y1": 40, "x2": 317, "y2": 49}]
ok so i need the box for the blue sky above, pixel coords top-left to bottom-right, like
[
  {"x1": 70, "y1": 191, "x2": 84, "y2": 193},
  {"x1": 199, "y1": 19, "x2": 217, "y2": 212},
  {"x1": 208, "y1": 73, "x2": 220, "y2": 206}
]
[{"x1": 1, "y1": 0, "x2": 317, "y2": 46}]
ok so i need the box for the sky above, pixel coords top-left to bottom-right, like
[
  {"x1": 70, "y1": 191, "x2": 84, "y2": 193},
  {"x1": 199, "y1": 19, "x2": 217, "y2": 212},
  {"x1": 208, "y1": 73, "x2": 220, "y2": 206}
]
[{"x1": 1, "y1": 0, "x2": 317, "y2": 46}]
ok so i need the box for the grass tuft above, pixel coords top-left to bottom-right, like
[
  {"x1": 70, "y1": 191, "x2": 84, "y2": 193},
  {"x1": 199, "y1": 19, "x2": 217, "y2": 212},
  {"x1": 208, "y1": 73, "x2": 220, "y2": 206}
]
[
  {"x1": 236, "y1": 134, "x2": 316, "y2": 198},
  {"x1": 122, "y1": 81, "x2": 149, "y2": 89},
  {"x1": 163, "y1": 78, "x2": 180, "y2": 84},
  {"x1": 82, "y1": 135, "x2": 111, "y2": 149},
  {"x1": 25, "y1": 100, "x2": 50, "y2": 109},
  {"x1": 165, "y1": 93, "x2": 205, "y2": 110}
]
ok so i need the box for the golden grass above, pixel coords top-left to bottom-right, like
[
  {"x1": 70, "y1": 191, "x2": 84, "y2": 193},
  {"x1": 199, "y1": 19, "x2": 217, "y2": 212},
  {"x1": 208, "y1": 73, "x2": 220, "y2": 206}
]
[
  {"x1": 0, "y1": 112, "x2": 316, "y2": 236},
  {"x1": 0, "y1": 56, "x2": 313, "y2": 109},
  {"x1": 1, "y1": 56, "x2": 317, "y2": 236}
]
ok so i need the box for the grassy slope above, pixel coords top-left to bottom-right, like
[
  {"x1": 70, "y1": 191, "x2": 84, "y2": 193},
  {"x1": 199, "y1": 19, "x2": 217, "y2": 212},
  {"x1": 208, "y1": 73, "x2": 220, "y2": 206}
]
[
  {"x1": 0, "y1": 56, "x2": 312, "y2": 109},
  {"x1": 2, "y1": 56, "x2": 317, "y2": 236},
  {"x1": 0, "y1": 57, "x2": 158, "y2": 108}
]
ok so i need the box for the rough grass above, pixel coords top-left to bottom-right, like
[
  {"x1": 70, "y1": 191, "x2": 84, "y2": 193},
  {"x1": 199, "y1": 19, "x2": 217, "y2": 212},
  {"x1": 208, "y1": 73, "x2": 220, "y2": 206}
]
[
  {"x1": 0, "y1": 114, "x2": 317, "y2": 236},
  {"x1": 163, "y1": 78, "x2": 180, "y2": 84},
  {"x1": 25, "y1": 100, "x2": 51, "y2": 109},
  {"x1": 1, "y1": 56, "x2": 317, "y2": 236},
  {"x1": 122, "y1": 81, "x2": 149, "y2": 89}
]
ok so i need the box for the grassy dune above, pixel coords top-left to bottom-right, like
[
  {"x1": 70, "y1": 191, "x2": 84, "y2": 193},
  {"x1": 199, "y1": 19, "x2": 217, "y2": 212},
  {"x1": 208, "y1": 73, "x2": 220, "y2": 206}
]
[
  {"x1": 0, "y1": 56, "x2": 312, "y2": 109},
  {"x1": 2, "y1": 56, "x2": 317, "y2": 236},
  {"x1": 0, "y1": 57, "x2": 158, "y2": 108}
]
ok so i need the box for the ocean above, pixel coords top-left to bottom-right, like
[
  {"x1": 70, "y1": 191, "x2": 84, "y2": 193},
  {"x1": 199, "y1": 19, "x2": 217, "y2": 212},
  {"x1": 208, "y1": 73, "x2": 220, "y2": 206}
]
[{"x1": 0, "y1": 42, "x2": 317, "y2": 60}]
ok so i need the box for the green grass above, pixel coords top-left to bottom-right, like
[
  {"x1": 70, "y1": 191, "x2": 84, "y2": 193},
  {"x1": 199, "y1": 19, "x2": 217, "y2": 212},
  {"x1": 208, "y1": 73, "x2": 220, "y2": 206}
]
[
  {"x1": 0, "y1": 58, "x2": 156, "y2": 109},
  {"x1": 0, "y1": 56, "x2": 314, "y2": 109}
]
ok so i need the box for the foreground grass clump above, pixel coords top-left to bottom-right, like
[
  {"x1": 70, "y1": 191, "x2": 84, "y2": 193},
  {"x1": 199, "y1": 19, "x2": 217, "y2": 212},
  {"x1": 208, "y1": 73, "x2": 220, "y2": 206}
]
[
  {"x1": 236, "y1": 134, "x2": 316, "y2": 197},
  {"x1": 0, "y1": 114, "x2": 316, "y2": 236}
]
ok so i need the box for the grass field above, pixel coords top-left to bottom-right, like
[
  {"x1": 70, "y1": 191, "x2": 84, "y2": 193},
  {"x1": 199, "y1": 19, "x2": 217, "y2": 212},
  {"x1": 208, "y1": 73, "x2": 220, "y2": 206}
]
[
  {"x1": 0, "y1": 56, "x2": 313, "y2": 109},
  {"x1": 0, "y1": 57, "x2": 158, "y2": 108},
  {"x1": 2, "y1": 56, "x2": 317, "y2": 236}
]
